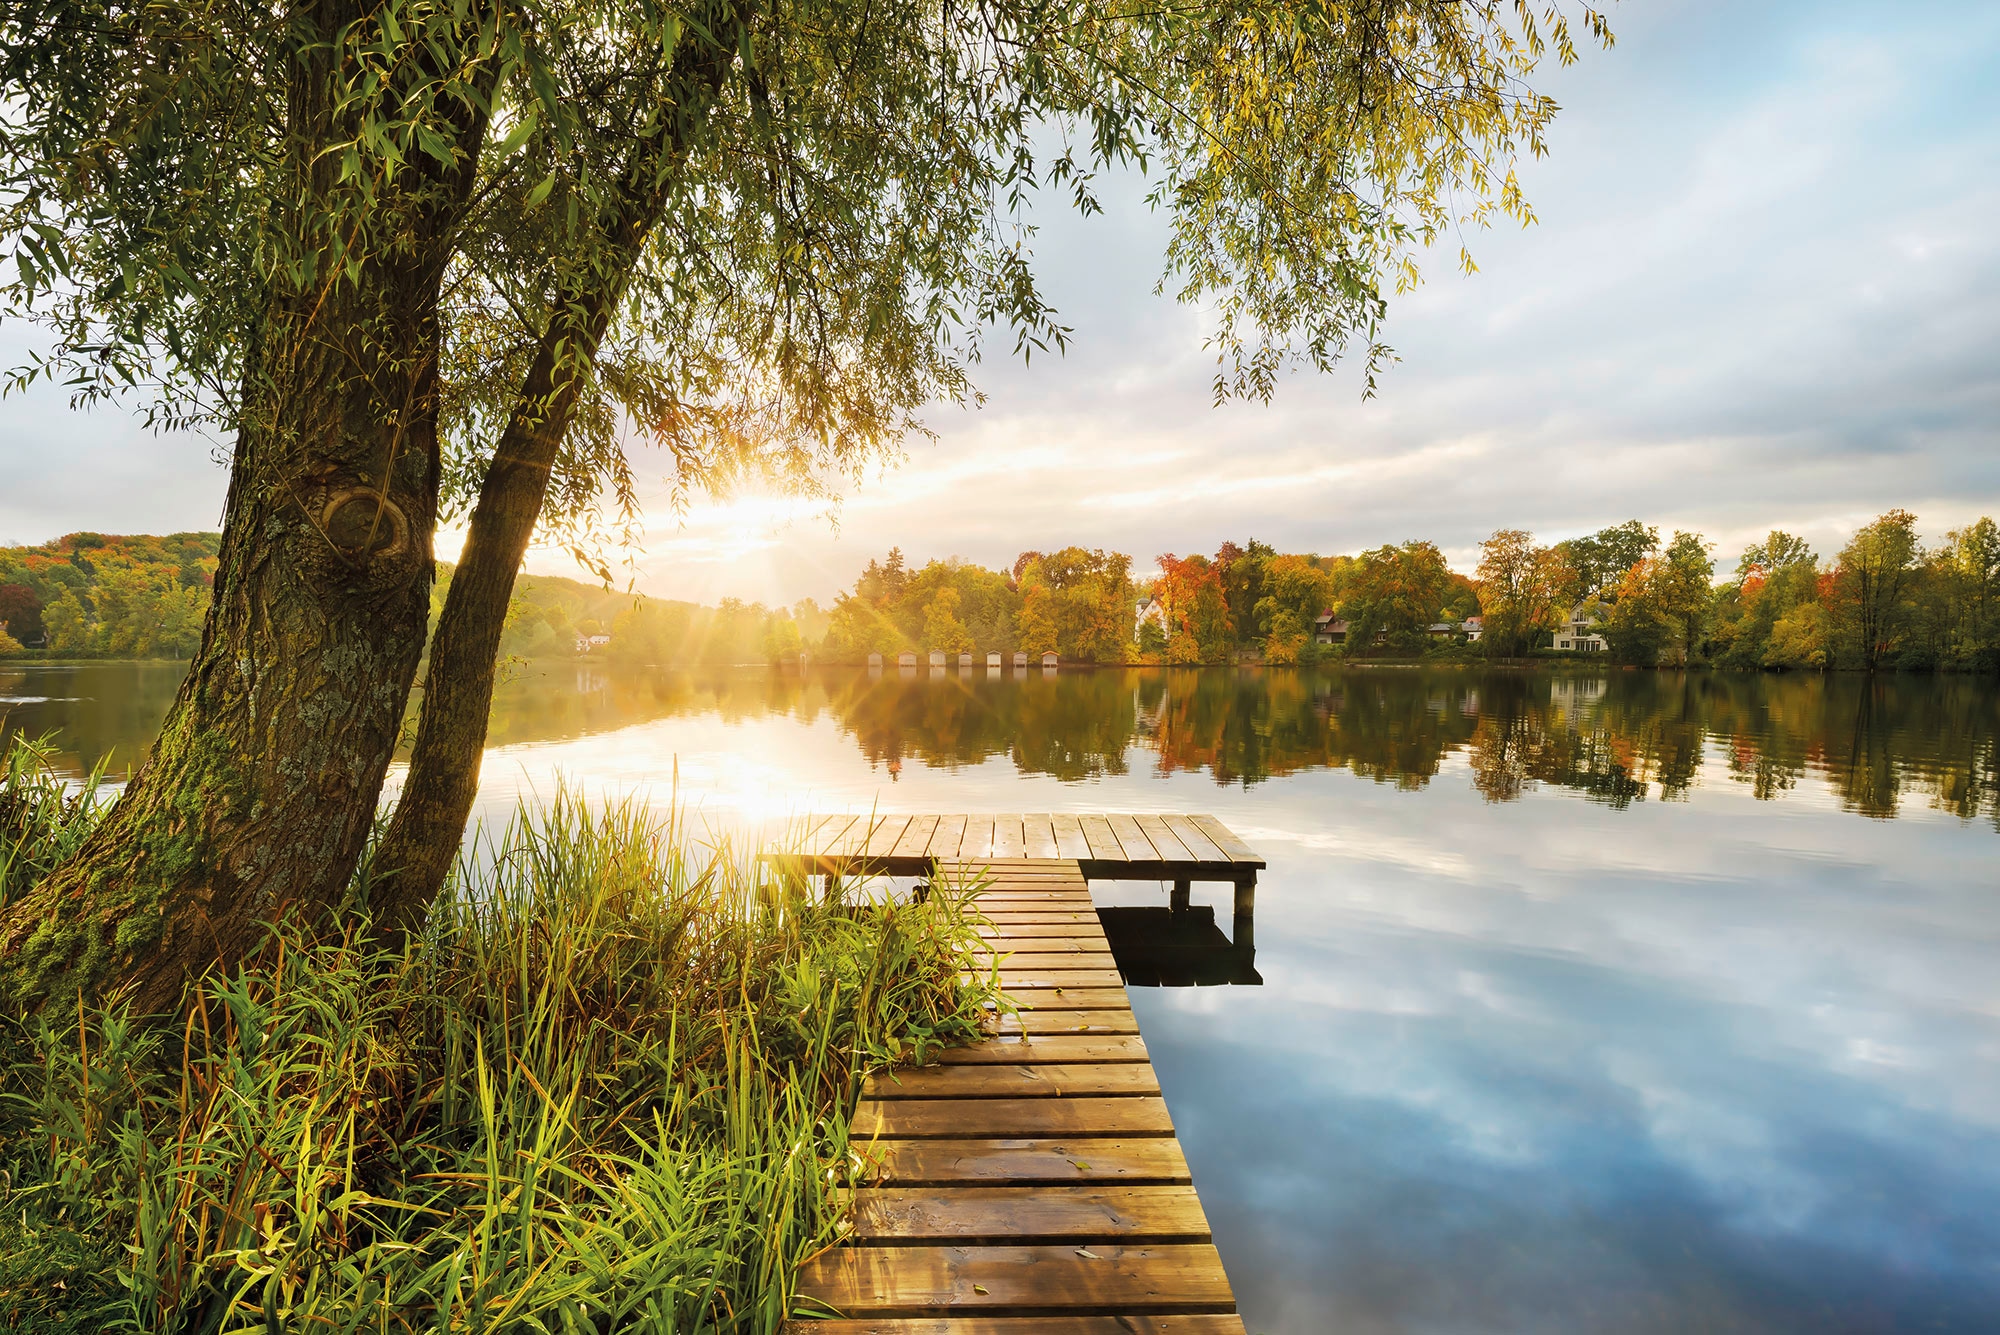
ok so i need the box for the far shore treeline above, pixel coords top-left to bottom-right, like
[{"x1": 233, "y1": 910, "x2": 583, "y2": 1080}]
[{"x1": 4, "y1": 508, "x2": 1996, "y2": 672}]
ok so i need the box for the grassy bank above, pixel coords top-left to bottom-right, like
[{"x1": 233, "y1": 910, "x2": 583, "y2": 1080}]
[{"x1": 0, "y1": 738, "x2": 993, "y2": 1332}]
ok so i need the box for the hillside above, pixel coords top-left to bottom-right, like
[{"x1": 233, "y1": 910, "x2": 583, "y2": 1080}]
[
  {"x1": 0, "y1": 537, "x2": 816, "y2": 664},
  {"x1": 0, "y1": 532, "x2": 218, "y2": 656}
]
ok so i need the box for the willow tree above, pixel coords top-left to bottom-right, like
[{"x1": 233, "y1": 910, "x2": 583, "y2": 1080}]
[{"x1": 1, "y1": 0, "x2": 1611, "y2": 1009}]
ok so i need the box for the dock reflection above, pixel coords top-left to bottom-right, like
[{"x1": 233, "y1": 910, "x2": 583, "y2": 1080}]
[{"x1": 1098, "y1": 905, "x2": 1262, "y2": 987}]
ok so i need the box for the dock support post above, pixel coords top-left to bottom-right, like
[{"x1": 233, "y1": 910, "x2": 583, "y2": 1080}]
[
  {"x1": 1232, "y1": 874, "x2": 1256, "y2": 952},
  {"x1": 1171, "y1": 878, "x2": 1191, "y2": 914}
]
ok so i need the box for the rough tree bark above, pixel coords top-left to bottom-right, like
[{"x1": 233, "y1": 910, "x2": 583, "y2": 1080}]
[{"x1": 0, "y1": 8, "x2": 490, "y2": 1014}]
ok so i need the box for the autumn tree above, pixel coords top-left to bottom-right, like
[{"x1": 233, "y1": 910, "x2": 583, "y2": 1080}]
[
  {"x1": 1339, "y1": 541, "x2": 1451, "y2": 653},
  {"x1": 1711, "y1": 531, "x2": 1820, "y2": 668},
  {"x1": 1020, "y1": 548, "x2": 1133, "y2": 662},
  {"x1": 1016, "y1": 585, "x2": 1061, "y2": 659},
  {"x1": 1476, "y1": 530, "x2": 1568, "y2": 656},
  {"x1": 1909, "y1": 518, "x2": 2000, "y2": 670},
  {"x1": 0, "y1": 585, "x2": 43, "y2": 647},
  {"x1": 2, "y1": 0, "x2": 1612, "y2": 1006},
  {"x1": 922, "y1": 587, "x2": 973, "y2": 656},
  {"x1": 1254, "y1": 554, "x2": 1334, "y2": 663},
  {"x1": 1154, "y1": 554, "x2": 1231, "y2": 663},
  {"x1": 1554, "y1": 520, "x2": 1657, "y2": 605},
  {"x1": 1833, "y1": 510, "x2": 1921, "y2": 671},
  {"x1": 1601, "y1": 531, "x2": 1713, "y2": 666},
  {"x1": 1217, "y1": 539, "x2": 1276, "y2": 644}
]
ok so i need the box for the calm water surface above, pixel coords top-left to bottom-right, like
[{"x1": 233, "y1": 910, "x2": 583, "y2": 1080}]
[{"x1": 6, "y1": 661, "x2": 2000, "y2": 1333}]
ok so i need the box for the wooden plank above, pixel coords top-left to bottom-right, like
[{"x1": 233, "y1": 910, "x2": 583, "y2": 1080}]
[
  {"x1": 965, "y1": 855, "x2": 1090, "y2": 864},
  {"x1": 1162, "y1": 815, "x2": 1228, "y2": 864},
  {"x1": 855, "y1": 1096, "x2": 1174, "y2": 1139},
  {"x1": 974, "y1": 936, "x2": 1111, "y2": 952},
  {"x1": 892, "y1": 815, "x2": 940, "y2": 861},
  {"x1": 1106, "y1": 813, "x2": 1158, "y2": 863},
  {"x1": 1078, "y1": 816, "x2": 1122, "y2": 864},
  {"x1": 978, "y1": 933, "x2": 1107, "y2": 949},
  {"x1": 1188, "y1": 815, "x2": 1263, "y2": 867},
  {"x1": 975, "y1": 894, "x2": 1095, "y2": 906},
  {"x1": 1000, "y1": 988, "x2": 1131, "y2": 1011},
  {"x1": 864, "y1": 1063, "x2": 1159, "y2": 1099},
  {"x1": 862, "y1": 816, "x2": 914, "y2": 858},
  {"x1": 1137, "y1": 814, "x2": 1197, "y2": 865},
  {"x1": 934, "y1": 1034, "x2": 1149, "y2": 1064},
  {"x1": 976, "y1": 879, "x2": 1091, "y2": 890},
  {"x1": 978, "y1": 924, "x2": 1103, "y2": 939},
  {"x1": 798, "y1": 812, "x2": 857, "y2": 854},
  {"x1": 850, "y1": 1185, "x2": 1211, "y2": 1244},
  {"x1": 925, "y1": 814, "x2": 967, "y2": 860},
  {"x1": 991, "y1": 815, "x2": 1026, "y2": 858},
  {"x1": 1052, "y1": 814, "x2": 1093, "y2": 861},
  {"x1": 786, "y1": 1317, "x2": 1247, "y2": 1335},
  {"x1": 976, "y1": 909, "x2": 1102, "y2": 924},
  {"x1": 961, "y1": 815, "x2": 996, "y2": 860},
  {"x1": 991, "y1": 1010, "x2": 1142, "y2": 1035},
  {"x1": 859, "y1": 1137, "x2": 1192, "y2": 1186},
  {"x1": 976, "y1": 879, "x2": 1089, "y2": 890},
  {"x1": 992, "y1": 969, "x2": 1123, "y2": 990},
  {"x1": 1021, "y1": 814, "x2": 1060, "y2": 859},
  {"x1": 795, "y1": 1243, "x2": 1233, "y2": 1318},
  {"x1": 830, "y1": 815, "x2": 877, "y2": 855},
  {"x1": 976, "y1": 919, "x2": 1106, "y2": 935},
  {"x1": 972, "y1": 936, "x2": 1109, "y2": 953},
  {"x1": 972, "y1": 954, "x2": 1118, "y2": 973}
]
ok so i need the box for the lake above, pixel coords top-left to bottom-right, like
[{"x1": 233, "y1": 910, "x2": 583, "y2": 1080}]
[{"x1": 5, "y1": 660, "x2": 2000, "y2": 1332}]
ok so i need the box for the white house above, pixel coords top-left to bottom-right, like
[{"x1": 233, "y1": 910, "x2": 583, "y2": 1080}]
[
  {"x1": 1553, "y1": 604, "x2": 1609, "y2": 653},
  {"x1": 1463, "y1": 616, "x2": 1484, "y2": 642},
  {"x1": 574, "y1": 632, "x2": 612, "y2": 653},
  {"x1": 1135, "y1": 595, "x2": 1169, "y2": 639}
]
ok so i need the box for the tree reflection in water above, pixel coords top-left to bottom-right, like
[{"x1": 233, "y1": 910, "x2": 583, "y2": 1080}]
[
  {"x1": 484, "y1": 664, "x2": 1999, "y2": 824},
  {"x1": 7, "y1": 661, "x2": 1997, "y2": 826}
]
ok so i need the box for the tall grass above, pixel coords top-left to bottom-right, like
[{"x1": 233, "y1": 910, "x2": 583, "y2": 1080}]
[
  {"x1": 0, "y1": 738, "x2": 994, "y2": 1332},
  {"x1": 0, "y1": 733, "x2": 108, "y2": 912}
]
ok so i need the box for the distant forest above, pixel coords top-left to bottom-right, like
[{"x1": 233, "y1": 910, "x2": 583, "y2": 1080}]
[
  {"x1": 0, "y1": 532, "x2": 217, "y2": 657},
  {"x1": 4, "y1": 506, "x2": 1995, "y2": 671}
]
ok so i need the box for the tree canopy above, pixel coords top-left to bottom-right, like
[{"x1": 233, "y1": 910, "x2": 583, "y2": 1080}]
[{"x1": 6, "y1": 0, "x2": 1614, "y2": 535}]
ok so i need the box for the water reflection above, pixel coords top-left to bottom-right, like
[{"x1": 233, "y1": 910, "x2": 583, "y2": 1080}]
[
  {"x1": 6, "y1": 664, "x2": 1999, "y2": 828},
  {"x1": 4, "y1": 659, "x2": 1999, "y2": 1330}
]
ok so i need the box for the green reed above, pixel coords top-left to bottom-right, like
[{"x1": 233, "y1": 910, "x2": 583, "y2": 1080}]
[
  {"x1": 0, "y1": 739, "x2": 993, "y2": 1332},
  {"x1": 0, "y1": 733, "x2": 109, "y2": 914}
]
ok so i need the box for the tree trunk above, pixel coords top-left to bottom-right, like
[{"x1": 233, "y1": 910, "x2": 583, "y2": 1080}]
[
  {"x1": 367, "y1": 286, "x2": 626, "y2": 930},
  {"x1": 0, "y1": 307, "x2": 441, "y2": 1014},
  {"x1": 367, "y1": 13, "x2": 748, "y2": 930},
  {"x1": 0, "y1": 6, "x2": 490, "y2": 1014}
]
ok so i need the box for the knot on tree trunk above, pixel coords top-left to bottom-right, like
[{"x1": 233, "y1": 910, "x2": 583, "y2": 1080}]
[{"x1": 298, "y1": 485, "x2": 428, "y2": 596}]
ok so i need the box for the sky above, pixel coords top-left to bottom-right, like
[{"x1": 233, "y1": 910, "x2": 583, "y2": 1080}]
[{"x1": 4, "y1": 0, "x2": 1998, "y2": 607}]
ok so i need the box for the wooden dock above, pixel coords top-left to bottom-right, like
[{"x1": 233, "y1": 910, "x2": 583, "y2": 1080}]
[
  {"x1": 787, "y1": 817, "x2": 1264, "y2": 1334},
  {"x1": 775, "y1": 813, "x2": 1265, "y2": 948}
]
